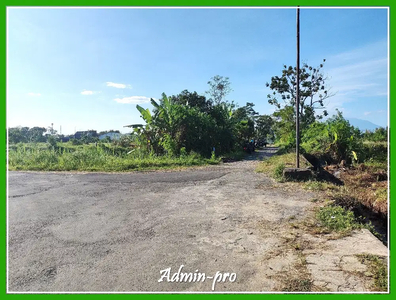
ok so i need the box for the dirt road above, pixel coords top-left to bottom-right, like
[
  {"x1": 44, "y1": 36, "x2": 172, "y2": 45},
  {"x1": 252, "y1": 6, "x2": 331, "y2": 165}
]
[{"x1": 7, "y1": 148, "x2": 388, "y2": 292}]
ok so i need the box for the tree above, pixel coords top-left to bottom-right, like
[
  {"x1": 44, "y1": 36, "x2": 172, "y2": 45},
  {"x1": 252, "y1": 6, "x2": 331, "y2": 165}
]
[
  {"x1": 206, "y1": 75, "x2": 233, "y2": 105},
  {"x1": 98, "y1": 130, "x2": 121, "y2": 136},
  {"x1": 266, "y1": 59, "x2": 333, "y2": 146},
  {"x1": 8, "y1": 127, "x2": 27, "y2": 144},
  {"x1": 29, "y1": 127, "x2": 47, "y2": 142},
  {"x1": 267, "y1": 59, "x2": 331, "y2": 120},
  {"x1": 169, "y1": 90, "x2": 212, "y2": 113},
  {"x1": 232, "y1": 102, "x2": 258, "y2": 143},
  {"x1": 255, "y1": 115, "x2": 274, "y2": 142},
  {"x1": 363, "y1": 127, "x2": 387, "y2": 142},
  {"x1": 272, "y1": 105, "x2": 296, "y2": 146},
  {"x1": 130, "y1": 90, "x2": 239, "y2": 157}
]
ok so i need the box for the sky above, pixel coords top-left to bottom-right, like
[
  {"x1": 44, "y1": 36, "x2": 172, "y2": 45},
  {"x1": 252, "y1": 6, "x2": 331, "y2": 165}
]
[{"x1": 7, "y1": 7, "x2": 388, "y2": 135}]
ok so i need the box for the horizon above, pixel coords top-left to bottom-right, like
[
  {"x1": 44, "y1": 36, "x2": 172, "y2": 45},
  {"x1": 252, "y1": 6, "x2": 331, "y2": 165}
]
[{"x1": 7, "y1": 7, "x2": 389, "y2": 135}]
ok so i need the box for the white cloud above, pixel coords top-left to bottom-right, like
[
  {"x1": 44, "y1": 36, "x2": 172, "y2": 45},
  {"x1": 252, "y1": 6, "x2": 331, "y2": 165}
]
[
  {"x1": 81, "y1": 90, "x2": 94, "y2": 95},
  {"x1": 364, "y1": 110, "x2": 385, "y2": 116},
  {"x1": 331, "y1": 39, "x2": 387, "y2": 65},
  {"x1": 327, "y1": 41, "x2": 387, "y2": 90},
  {"x1": 106, "y1": 82, "x2": 131, "y2": 89},
  {"x1": 27, "y1": 92, "x2": 41, "y2": 96},
  {"x1": 327, "y1": 58, "x2": 387, "y2": 97},
  {"x1": 81, "y1": 90, "x2": 101, "y2": 95},
  {"x1": 321, "y1": 40, "x2": 388, "y2": 117},
  {"x1": 114, "y1": 96, "x2": 152, "y2": 104}
]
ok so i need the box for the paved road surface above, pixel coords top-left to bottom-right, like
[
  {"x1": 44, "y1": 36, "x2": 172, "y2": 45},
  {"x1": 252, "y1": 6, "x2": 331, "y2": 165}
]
[{"x1": 7, "y1": 148, "x2": 387, "y2": 292}]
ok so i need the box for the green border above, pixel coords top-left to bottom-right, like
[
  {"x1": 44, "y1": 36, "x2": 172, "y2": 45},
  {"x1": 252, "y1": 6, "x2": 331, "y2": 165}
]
[{"x1": 2, "y1": 1, "x2": 393, "y2": 298}]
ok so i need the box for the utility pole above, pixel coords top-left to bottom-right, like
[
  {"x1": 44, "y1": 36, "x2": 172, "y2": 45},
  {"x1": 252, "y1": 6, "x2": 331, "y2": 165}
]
[{"x1": 296, "y1": 6, "x2": 300, "y2": 168}]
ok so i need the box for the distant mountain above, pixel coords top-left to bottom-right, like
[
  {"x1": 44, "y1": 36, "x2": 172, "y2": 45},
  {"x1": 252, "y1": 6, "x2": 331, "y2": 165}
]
[{"x1": 347, "y1": 118, "x2": 384, "y2": 132}]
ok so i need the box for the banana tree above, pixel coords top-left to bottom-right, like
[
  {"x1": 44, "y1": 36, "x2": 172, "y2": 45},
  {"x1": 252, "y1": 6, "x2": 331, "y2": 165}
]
[{"x1": 125, "y1": 103, "x2": 159, "y2": 153}]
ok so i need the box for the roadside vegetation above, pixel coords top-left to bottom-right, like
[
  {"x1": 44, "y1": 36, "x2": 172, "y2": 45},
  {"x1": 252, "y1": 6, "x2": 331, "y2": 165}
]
[
  {"x1": 8, "y1": 142, "x2": 222, "y2": 172},
  {"x1": 7, "y1": 60, "x2": 388, "y2": 291},
  {"x1": 356, "y1": 254, "x2": 388, "y2": 292},
  {"x1": 8, "y1": 76, "x2": 273, "y2": 172},
  {"x1": 255, "y1": 59, "x2": 388, "y2": 245},
  {"x1": 256, "y1": 115, "x2": 387, "y2": 241}
]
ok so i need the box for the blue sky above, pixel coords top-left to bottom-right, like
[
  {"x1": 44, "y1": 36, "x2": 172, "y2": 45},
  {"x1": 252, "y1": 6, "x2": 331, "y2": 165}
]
[{"x1": 7, "y1": 7, "x2": 388, "y2": 135}]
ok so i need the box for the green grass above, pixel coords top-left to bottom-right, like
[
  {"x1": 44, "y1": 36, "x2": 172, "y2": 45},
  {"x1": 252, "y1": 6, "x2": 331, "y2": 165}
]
[
  {"x1": 7, "y1": 143, "x2": 221, "y2": 172},
  {"x1": 273, "y1": 162, "x2": 285, "y2": 181},
  {"x1": 256, "y1": 152, "x2": 311, "y2": 178},
  {"x1": 316, "y1": 205, "x2": 364, "y2": 235},
  {"x1": 356, "y1": 254, "x2": 388, "y2": 292},
  {"x1": 303, "y1": 180, "x2": 339, "y2": 192}
]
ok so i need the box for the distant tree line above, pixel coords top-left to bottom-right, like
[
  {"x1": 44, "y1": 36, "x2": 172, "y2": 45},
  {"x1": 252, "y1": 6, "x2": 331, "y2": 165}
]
[
  {"x1": 7, "y1": 127, "x2": 123, "y2": 145},
  {"x1": 8, "y1": 127, "x2": 51, "y2": 144}
]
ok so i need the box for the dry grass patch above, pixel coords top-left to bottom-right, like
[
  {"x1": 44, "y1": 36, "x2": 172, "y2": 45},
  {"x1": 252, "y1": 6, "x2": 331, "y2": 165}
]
[{"x1": 256, "y1": 153, "x2": 311, "y2": 181}]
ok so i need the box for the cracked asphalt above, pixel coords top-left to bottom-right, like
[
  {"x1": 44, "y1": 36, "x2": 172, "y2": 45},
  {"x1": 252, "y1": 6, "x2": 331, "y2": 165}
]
[{"x1": 7, "y1": 148, "x2": 388, "y2": 292}]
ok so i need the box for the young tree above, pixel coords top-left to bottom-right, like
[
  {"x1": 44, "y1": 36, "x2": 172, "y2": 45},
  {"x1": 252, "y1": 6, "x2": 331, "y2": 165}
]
[
  {"x1": 266, "y1": 59, "x2": 333, "y2": 145},
  {"x1": 206, "y1": 75, "x2": 233, "y2": 105}
]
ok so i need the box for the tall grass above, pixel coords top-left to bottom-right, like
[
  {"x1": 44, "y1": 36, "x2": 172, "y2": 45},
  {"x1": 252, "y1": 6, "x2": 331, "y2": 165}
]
[{"x1": 8, "y1": 143, "x2": 220, "y2": 171}]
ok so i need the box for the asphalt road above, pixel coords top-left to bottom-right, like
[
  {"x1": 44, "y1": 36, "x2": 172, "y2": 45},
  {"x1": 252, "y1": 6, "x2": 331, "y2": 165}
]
[{"x1": 7, "y1": 148, "x2": 388, "y2": 292}]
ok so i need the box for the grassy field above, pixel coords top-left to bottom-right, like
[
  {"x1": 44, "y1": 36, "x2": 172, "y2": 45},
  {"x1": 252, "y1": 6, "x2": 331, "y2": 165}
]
[{"x1": 7, "y1": 142, "x2": 224, "y2": 172}]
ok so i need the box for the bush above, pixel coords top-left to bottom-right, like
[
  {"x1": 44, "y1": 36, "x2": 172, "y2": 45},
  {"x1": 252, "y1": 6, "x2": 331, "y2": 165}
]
[
  {"x1": 301, "y1": 111, "x2": 363, "y2": 164},
  {"x1": 363, "y1": 127, "x2": 387, "y2": 142},
  {"x1": 47, "y1": 135, "x2": 58, "y2": 149},
  {"x1": 70, "y1": 138, "x2": 82, "y2": 145},
  {"x1": 362, "y1": 141, "x2": 387, "y2": 163},
  {"x1": 317, "y1": 205, "x2": 362, "y2": 234}
]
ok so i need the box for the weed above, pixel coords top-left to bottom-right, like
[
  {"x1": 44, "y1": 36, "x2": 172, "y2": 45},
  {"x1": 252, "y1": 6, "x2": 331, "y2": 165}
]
[
  {"x1": 8, "y1": 144, "x2": 222, "y2": 172},
  {"x1": 316, "y1": 205, "x2": 363, "y2": 235},
  {"x1": 282, "y1": 278, "x2": 313, "y2": 292},
  {"x1": 374, "y1": 188, "x2": 387, "y2": 203},
  {"x1": 304, "y1": 181, "x2": 325, "y2": 191},
  {"x1": 303, "y1": 180, "x2": 338, "y2": 192},
  {"x1": 356, "y1": 254, "x2": 388, "y2": 292},
  {"x1": 273, "y1": 163, "x2": 285, "y2": 181}
]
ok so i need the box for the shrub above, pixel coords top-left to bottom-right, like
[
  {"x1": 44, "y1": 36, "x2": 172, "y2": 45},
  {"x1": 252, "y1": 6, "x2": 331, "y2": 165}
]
[
  {"x1": 362, "y1": 141, "x2": 387, "y2": 163},
  {"x1": 180, "y1": 147, "x2": 187, "y2": 157},
  {"x1": 317, "y1": 205, "x2": 362, "y2": 234},
  {"x1": 301, "y1": 111, "x2": 363, "y2": 164},
  {"x1": 273, "y1": 163, "x2": 285, "y2": 180}
]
